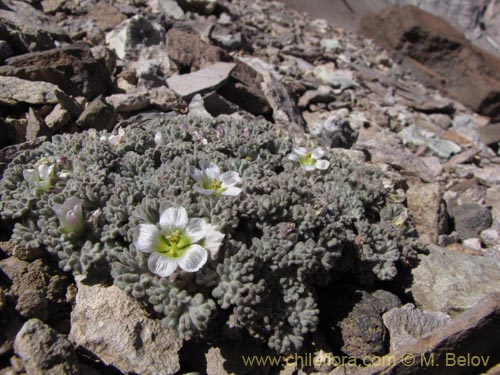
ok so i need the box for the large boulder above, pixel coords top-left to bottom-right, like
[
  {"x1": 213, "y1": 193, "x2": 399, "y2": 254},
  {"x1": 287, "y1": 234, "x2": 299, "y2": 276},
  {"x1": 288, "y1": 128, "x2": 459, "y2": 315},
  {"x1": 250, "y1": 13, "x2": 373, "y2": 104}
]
[{"x1": 359, "y1": 5, "x2": 500, "y2": 121}]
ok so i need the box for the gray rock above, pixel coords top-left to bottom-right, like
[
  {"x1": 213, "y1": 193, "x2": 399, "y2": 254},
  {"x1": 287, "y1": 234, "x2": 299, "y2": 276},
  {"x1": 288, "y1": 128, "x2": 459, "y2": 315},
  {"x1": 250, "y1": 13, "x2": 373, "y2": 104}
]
[
  {"x1": 462, "y1": 237, "x2": 483, "y2": 250},
  {"x1": 298, "y1": 85, "x2": 335, "y2": 108},
  {"x1": 153, "y1": 0, "x2": 185, "y2": 19},
  {"x1": 69, "y1": 280, "x2": 182, "y2": 375},
  {"x1": 26, "y1": 108, "x2": 51, "y2": 141},
  {"x1": 149, "y1": 86, "x2": 187, "y2": 112},
  {"x1": 76, "y1": 96, "x2": 117, "y2": 131},
  {"x1": 473, "y1": 165, "x2": 500, "y2": 186},
  {"x1": 451, "y1": 114, "x2": 492, "y2": 155},
  {"x1": 399, "y1": 124, "x2": 461, "y2": 158},
  {"x1": 382, "y1": 303, "x2": 450, "y2": 351},
  {"x1": 411, "y1": 245, "x2": 500, "y2": 315},
  {"x1": 45, "y1": 104, "x2": 71, "y2": 132},
  {"x1": 355, "y1": 129, "x2": 436, "y2": 182},
  {"x1": 0, "y1": 0, "x2": 68, "y2": 53},
  {"x1": 15, "y1": 289, "x2": 47, "y2": 321},
  {"x1": 14, "y1": 319, "x2": 81, "y2": 375},
  {"x1": 167, "y1": 62, "x2": 236, "y2": 98},
  {"x1": 0, "y1": 40, "x2": 13, "y2": 62},
  {"x1": 0, "y1": 76, "x2": 64, "y2": 106},
  {"x1": 177, "y1": 0, "x2": 217, "y2": 15},
  {"x1": 450, "y1": 203, "x2": 492, "y2": 240},
  {"x1": 406, "y1": 180, "x2": 448, "y2": 243},
  {"x1": 105, "y1": 16, "x2": 164, "y2": 60},
  {"x1": 481, "y1": 228, "x2": 500, "y2": 248},
  {"x1": 106, "y1": 92, "x2": 150, "y2": 113},
  {"x1": 313, "y1": 110, "x2": 358, "y2": 148},
  {"x1": 312, "y1": 64, "x2": 356, "y2": 92}
]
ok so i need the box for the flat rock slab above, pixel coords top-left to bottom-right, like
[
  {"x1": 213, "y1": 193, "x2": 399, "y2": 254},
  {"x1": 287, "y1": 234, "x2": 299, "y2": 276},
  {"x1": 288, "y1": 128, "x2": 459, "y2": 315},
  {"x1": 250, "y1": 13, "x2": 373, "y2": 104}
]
[
  {"x1": 0, "y1": 76, "x2": 63, "y2": 105},
  {"x1": 69, "y1": 280, "x2": 182, "y2": 375},
  {"x1": 383, "y1": 303, "x2": 450, "y2": 351},
  {"x1": 411, "y1": 245, "x2": 500, "y2": 316},
  {"x1": 0, "y1": 43, "x2": 113, "y2": 100},
  {"x1": 167, "y1": 62, "x2": 236, "y2": 98}
]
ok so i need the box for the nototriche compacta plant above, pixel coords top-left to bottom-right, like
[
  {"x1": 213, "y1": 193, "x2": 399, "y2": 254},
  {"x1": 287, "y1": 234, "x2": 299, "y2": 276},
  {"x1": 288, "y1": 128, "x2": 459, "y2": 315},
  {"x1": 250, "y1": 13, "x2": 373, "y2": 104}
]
[{"x1": 0, "y1": 113, "x2": 421, "y2": 354}]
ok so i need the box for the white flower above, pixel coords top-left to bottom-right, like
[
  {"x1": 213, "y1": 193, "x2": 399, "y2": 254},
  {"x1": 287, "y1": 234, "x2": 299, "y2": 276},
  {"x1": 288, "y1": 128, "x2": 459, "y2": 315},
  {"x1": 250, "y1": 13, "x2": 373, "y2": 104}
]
[
  {"x1": 154, "y1": 131, "x2": 165, "y2": 146},
  {"x1": 133, "y1": 207, "x2": 224, "y2": 277},
  {"x1": 52, "y1": 197, "x2": 85, "y2": 234},
  {"x1": 23, "y1": 160, "x2": 56, "y2": 191},
  {"x1": 190, "y1": 161, "x2": 242, "y2": 196},
  {"x1": 101, "y1": 128, "x2": 125, "y2": 146},
  {"x1": 287, "y1": 147, "x2": 330, "y2": 171}
]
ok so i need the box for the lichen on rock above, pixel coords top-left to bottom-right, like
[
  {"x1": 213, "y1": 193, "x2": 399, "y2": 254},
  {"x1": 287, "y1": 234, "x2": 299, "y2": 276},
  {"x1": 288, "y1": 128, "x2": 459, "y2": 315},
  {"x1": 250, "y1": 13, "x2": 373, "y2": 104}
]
[{"x1": 0, "y1": 113, "x2": 421, "y2": 353}]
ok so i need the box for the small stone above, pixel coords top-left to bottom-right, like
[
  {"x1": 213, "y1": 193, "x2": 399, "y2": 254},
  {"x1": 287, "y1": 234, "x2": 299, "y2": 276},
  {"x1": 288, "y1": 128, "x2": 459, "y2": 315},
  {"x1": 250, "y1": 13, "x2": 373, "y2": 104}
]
[
  {"x1": 14, "y1": 319, "x2": 81, "y2": 375},
  {"x1": 106, "y1": 93, "x2": 150, "y2": 113},
  {"x1": 167, "y1": 62, "x2": 236, "y2": 98},
  {"x1": 105, "y1": 16, "x2": 164, "y2": 60},
  {"x1": 481, "y1": 228, "x2": 500, "y2": 247},
  {"x1": 473, "y1": 165, "x2": 500, "y2": 186},
  {"x1": 26, "y1": 108, "x2": 51, "y2": 141},
  {"x1": 462, "y1": 238, "x2": 483, "y2": 251},
  {"x1": 15, "y1": 290, "x2": 48, "y2": 321},
  {"x1": 382, "y1": 303, "x2": 450, "y2": 351},
  {"x1": 44, "y1": 104, "x2": 70, "y2": 132},
  {"x1": 165, "y1": 27, "x2": 228, "y2": 70},
  {"x1": 76, "y1": 96, "x2": 117, "y2": 131},
  {"x1": 149, "y1": 86, "x2": 186, "y2": 112},
  {"x1": 298, "y1": 85, "x2": 334, "y2": 108},
  {"x1": 88, "y1": 2, "x2": 127, "y2": 32},
  {"x1": 406, "y1": 180, "x2": 448, "y2": 243},
  {"x1": 153, "y1": 0, "x2": 185, "y2": 19},
  {"x1": 450, "y1": 203, "x2": 492, "y2": 240}
]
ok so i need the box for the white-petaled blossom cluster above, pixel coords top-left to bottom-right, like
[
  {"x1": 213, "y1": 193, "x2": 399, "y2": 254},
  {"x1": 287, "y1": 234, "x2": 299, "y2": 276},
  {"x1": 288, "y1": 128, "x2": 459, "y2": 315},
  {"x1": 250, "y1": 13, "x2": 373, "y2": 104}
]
[
  {"x1": 133, "y1": 207, "x2": 224, "y2": 277},
  {"x1": 287, "y1": 147, "x2": 330, "y2": 171},
  {"x1": 190, "y1": 161, "x2": 242, "y2": 196}
]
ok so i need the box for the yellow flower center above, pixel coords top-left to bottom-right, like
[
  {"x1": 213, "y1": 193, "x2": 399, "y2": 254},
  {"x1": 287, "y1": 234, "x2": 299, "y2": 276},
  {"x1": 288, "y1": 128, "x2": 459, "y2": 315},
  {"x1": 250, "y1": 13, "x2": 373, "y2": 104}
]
[
  {"x1": 156, "y1": 230, "x2": 191, "y2": 258},
  {"x1": 202, "y1": 178, "x2": 225, "y2": 193},
  {"x1": 299, "y1": 152, "x2": 316, "y2": 166}
]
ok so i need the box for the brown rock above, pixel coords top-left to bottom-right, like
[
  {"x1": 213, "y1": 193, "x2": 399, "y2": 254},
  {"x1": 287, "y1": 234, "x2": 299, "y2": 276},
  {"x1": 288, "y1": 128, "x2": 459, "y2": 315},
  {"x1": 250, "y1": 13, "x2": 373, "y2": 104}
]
[
  {"x1": 165, "y1": 26, "x2": 230, "y2": 69},
  {"x1": 218, "y1": 61, "x2": 271, "y2": 116},
  {"x1": 76, "y1": 96, "x2": 117, "y2": 131},
  {"x1": 406, "y1": 180, "x2": 448, "y2": 243},
  {"x1": 87, "y1": 2, "x2": 127, "y2": 32},
  {"x1": 0, "y1": 43, "x2": 113, "y2": 100},
  {"x1": 359, "y1": 5, "x2": 500, "y2": 121}
]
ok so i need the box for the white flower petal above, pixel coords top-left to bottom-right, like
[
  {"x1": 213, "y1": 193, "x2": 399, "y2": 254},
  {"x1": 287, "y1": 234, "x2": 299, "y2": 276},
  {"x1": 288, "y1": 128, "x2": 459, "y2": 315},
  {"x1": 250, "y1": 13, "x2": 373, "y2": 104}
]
[
  {"x1": 23, "y1": 169, "x2": 37, "y2": 186},
  {"x1": 185, "y1": 218, "x2": 207, "y2": 243},
  {"x1": 178, "y1": 244, "x2": 208, "y2": 272},
  {"x1": 147, "y1": 252, "x2": 179, "y2": 277},
  {"x1": 315, "y1": 159, "x2": 330, "y2": 170},
  {"x1": 203, "y1": 226, "x2": 225, "y2": 259},
  {"x1": 302, "y1": 165, "x2": 316, "y2": 171},
  {"x1": 293, "y1": 147, "x2": 308, "y2": 156},
  {"x1": 193, "y1": 184, "x2": 216, "y2": 195},
  {"x1": 190, "y1": 167, "x2": 203, "y2": 182},
  {"x1": 160, "y1": 207, "x2": 188, "y2": 231},
  {"x1": 219, "y1": 171, "x2": 241, "y2": 187},
  {"x1": 134, "y1": 224, "x2": 160, "y2": 253},
  {"x1": 287, "y1": 154, "x2": 299, "y2": 161},
  {"x1": 222, "y1": 187, "x2": 242, "y2": 196},
  {"x1": 311, "y1": 147, "x2": 325, "y2": 159},
  {"x1": 204, "y1": 163, "x2": 220, "y2": 180}
]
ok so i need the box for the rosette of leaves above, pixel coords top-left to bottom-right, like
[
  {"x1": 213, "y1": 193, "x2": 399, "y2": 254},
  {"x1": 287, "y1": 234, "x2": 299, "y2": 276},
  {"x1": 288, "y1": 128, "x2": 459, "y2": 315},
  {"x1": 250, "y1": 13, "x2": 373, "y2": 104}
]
[{"x1": 0, "y1": 113, "x2": 421, "y2": 353}]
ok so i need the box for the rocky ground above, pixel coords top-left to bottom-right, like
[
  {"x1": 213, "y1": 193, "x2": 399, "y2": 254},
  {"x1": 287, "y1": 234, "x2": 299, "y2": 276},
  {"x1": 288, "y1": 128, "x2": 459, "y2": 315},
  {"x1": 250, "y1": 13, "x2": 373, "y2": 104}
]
[{"x1": 1, "y1": 0, "x2": 500, "y2": 374}]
